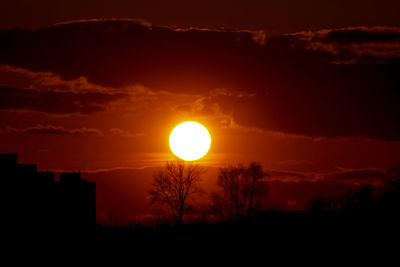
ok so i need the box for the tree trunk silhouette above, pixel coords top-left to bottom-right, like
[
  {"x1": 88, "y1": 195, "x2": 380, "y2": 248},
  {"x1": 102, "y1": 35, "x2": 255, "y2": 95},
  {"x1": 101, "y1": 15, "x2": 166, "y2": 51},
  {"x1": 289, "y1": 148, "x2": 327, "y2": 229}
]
[
  {"x1": 149, "y1": 160, "x2": 204, "y2": 224},
  {"x1": 213, "y1": 162, "x2": 268, "y2": 220}
]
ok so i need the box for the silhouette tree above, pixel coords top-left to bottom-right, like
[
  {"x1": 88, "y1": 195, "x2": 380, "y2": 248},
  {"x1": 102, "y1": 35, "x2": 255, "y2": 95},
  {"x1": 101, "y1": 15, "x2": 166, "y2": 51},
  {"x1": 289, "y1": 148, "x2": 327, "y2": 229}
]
[
  {"x1": 149, "y1": 160, "x2": 204, "y2": 224},
  {"x1": 375, "y1": 164, "x2": 400, "y2": 214},
  {"x1": 310, "y1": 194, "x2": 343, "y2": 213},
  {"x1": 212, "y1": 162, "x2": 268, "y2": 220}
]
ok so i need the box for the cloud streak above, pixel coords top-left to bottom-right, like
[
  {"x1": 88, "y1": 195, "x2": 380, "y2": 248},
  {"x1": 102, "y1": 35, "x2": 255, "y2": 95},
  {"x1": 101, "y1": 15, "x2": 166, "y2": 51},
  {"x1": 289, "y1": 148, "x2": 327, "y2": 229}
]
[
  {"x1": 265, "y1": 167, "x2": 389, "y2": 186},
  {"x1": 1, "y1": 125, "x2": 103, "y2": 136},
  {"x1": 0, "y1": 125, "x2": 145, "y2": 138},
  {"x1": 0, "y1": 85, "x2": 127, "y2": 114},
  {"x1": 299, "y1": 26, "x2": 400, "y2": 62}
]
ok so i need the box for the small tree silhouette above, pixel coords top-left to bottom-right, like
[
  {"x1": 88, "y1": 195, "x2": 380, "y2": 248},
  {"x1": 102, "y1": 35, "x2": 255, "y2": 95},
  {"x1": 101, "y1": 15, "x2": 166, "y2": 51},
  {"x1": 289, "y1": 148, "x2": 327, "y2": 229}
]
[
  {"x1": 212, "y1": 162, "x2": 268, "y2": 220},
  {"x1": 149, "y1": 160, "x2": 204, "y2": 224},
  {"x1": 375, "y1": 164, "x2": 400, "y2": 214}
]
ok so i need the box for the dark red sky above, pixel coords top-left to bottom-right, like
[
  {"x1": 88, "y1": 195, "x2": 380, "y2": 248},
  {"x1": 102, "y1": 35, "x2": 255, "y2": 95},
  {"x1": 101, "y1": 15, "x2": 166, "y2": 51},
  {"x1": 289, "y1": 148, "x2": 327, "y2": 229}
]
[
  {"x1": 0, "y1": 1, "x2": 399, "y2": 216},
  {"x1": 2, "y1": 0, "x2": 400, "y2": 33}
]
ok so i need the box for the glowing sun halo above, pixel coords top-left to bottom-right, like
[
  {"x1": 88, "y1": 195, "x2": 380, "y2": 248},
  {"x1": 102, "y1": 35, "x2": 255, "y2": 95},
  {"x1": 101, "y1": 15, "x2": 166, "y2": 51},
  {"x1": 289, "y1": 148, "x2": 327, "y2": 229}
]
[{"x1": 169, "y1": 121, "x2": 211, "y2": 161}]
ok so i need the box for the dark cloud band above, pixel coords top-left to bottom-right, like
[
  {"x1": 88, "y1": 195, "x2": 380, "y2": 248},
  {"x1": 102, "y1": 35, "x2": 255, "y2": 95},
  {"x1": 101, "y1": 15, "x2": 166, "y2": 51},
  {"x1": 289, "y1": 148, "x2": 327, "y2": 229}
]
[
  {"x1": 1, "y1": 20, "x2": 399, "y2": 140},
  {"x1": 0, "y1": 86, "x2": 126, "y2": 114}
]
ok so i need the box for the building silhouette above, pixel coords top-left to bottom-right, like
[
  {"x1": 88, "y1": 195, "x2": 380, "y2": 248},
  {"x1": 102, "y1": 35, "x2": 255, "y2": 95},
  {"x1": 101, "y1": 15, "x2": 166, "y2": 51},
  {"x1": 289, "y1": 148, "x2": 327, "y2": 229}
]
[{"x1": 1, "y1": 154, "x2": 96, "y2": 229}]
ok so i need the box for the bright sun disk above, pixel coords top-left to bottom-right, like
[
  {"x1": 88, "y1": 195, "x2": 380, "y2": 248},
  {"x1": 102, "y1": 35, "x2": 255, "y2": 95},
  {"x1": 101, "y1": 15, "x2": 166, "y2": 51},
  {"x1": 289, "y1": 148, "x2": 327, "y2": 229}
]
[{"x1": 169, "y1": 121, "x2": 211, "y2": 161}]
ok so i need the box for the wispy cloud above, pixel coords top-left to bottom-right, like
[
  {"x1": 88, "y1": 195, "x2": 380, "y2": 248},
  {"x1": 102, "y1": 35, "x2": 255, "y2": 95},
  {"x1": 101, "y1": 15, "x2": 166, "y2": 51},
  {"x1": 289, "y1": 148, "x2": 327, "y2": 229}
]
[
  {"x1": 0, "y1": 85, "x2": 127, "y2": 115},
  {"x1": 1, "y1": 124, "x2": 103, "y2": 136}
]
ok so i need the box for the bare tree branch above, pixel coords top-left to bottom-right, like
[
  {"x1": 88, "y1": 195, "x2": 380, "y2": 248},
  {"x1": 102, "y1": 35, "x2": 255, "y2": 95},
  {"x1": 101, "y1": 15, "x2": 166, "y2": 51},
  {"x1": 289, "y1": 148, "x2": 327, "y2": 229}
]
[
  {"x1": 149, "y1": 160, "x2": 205, "y2": 224},
  {"x1": 212, "y1": 162, "x2": 268, "y2": 220}
]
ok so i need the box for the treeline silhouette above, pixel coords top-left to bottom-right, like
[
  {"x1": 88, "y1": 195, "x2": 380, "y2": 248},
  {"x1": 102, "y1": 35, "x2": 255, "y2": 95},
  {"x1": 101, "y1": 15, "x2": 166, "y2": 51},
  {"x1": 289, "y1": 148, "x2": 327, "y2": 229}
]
[
  {"x1": 3, "y1": 153, "x2": 400, "y2": 245},
  {"x1": 309, "y1": 166, "x2": 400, "y2": 218},
  {"x1": 148, "y1": 160, "x2": 270, "y2": 224},
  {"x1": 147, "y1": 161, "x2": 400, "y2": 225},
  {"x1": 124, "y1": 160, "x2": 399, "y2": 246},
  {"x1": 88, "y1": 161, "x2": 400, "y2": 250}
]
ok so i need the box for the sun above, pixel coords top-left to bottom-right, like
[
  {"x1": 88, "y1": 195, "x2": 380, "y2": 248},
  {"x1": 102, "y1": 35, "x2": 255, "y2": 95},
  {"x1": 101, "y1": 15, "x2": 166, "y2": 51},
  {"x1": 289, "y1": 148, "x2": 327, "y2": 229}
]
[{"x1": 169, "y1": 121, "x2": 211, "y2": 161}]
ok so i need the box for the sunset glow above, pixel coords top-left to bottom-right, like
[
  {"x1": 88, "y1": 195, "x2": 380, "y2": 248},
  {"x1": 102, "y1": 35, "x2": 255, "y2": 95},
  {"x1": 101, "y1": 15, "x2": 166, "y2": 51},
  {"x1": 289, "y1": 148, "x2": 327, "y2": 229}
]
[{"x1": 1, "y1": 1, "x2": 400, "y2": 236}]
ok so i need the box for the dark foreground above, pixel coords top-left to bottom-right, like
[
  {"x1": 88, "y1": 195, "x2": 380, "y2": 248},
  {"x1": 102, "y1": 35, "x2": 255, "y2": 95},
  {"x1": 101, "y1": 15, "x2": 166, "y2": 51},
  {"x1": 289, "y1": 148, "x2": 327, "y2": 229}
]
[{"x1": 8, "y1": 211, "x2": 400, "y2": 251}]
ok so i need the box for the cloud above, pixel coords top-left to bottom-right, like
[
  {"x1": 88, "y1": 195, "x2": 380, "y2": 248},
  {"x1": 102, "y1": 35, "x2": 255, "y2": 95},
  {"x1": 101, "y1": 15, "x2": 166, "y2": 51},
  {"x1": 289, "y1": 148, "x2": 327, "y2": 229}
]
[
  {"x1": 301, "y1": 26, "x2": 400, "y2": 62},
  {"x1": 266, "y1": 170, "x2": 309, "y2": 182},
  {"x1": 0, "y1": 125, "x2": 146, "y2": 138},
  {"x1": 108, "y1": 128, "x2": 145, "y2": 137},
  {"x1": 320, "y1": 168, "x2": 388, "y2": 186},
  {"x1": 0, "y1": 85, "x2": 127, "y2": 114},
  {"x1": 1, "y1": 124, "x2": 103, "y2": 135},
  {"x1": 264, "y1": 167, "x2": 390, "y2": 186},
  {"x1": 0, "y1": 64, "x2": 189, "y2": 117},
  {"x1": 0, "y1": 64, "x2": 114, "y2": 94},
  {"x1": 0, "y1": 20, "x2": 399, "y2": 140},
  {"x1": 0, "y1": 19, "x2": 272, "y2": 91}
]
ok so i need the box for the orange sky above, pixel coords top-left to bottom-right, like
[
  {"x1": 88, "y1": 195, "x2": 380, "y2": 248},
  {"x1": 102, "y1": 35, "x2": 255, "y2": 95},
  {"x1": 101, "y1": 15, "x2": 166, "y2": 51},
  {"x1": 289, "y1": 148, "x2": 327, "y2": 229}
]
[
  {"x1": 1, "y1": 21, "x2": 399, "y2": 174},
  {"x1": 1, "y1": 5, "x2": 400, "y2": 216}
]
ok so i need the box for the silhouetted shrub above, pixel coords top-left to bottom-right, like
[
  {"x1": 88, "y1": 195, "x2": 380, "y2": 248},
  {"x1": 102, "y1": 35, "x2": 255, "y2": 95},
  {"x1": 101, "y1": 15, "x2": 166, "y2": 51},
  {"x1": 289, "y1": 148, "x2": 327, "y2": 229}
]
[{"x1": 210, "y1": 162, "x2": 269, "y2": 220}]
